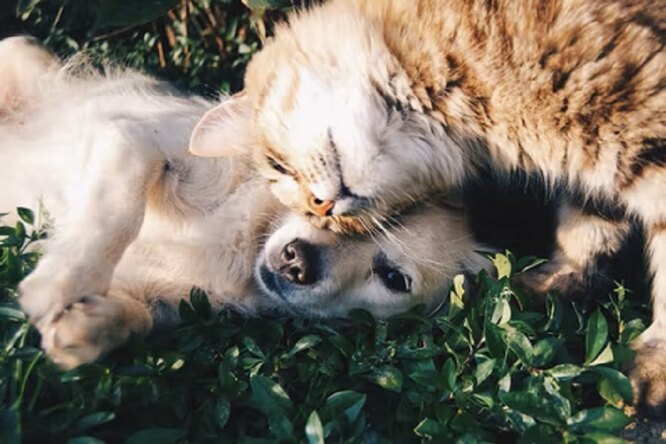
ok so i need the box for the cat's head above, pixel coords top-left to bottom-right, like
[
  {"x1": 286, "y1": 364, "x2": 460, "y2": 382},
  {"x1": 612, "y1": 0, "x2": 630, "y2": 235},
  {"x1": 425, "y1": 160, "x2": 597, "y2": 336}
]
[{"x1": 190, "y1": 2, "x2": 466, "y2": 233}]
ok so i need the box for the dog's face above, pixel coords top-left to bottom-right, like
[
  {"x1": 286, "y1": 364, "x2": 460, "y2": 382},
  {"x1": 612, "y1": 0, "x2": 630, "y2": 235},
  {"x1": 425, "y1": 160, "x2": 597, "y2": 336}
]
[{"x1": 256, "y1": 205, "x2": 483, "y2": 318}]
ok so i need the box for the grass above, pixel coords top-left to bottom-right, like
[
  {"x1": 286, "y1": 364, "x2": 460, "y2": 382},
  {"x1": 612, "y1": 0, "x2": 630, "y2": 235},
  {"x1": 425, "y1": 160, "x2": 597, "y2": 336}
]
[{"x1": 0, "y1": 208, "x2": 652, "y2": 443}]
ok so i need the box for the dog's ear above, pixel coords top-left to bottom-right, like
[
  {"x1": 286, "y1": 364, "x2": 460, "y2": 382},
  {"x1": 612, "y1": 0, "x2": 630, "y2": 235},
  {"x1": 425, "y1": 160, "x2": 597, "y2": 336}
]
[
  {"x1": 189, "y1": 92, "x2": 252, "y2": 158},
  {"x1": 0, "y1": 36, "x2": 58, "y2": 115}
]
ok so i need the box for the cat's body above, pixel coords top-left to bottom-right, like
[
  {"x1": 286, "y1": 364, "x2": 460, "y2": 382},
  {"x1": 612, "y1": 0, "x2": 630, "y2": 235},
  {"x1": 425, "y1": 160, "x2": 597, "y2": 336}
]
[{"x1": 189, "y1": 0, "x2": 666, "y2": 415}]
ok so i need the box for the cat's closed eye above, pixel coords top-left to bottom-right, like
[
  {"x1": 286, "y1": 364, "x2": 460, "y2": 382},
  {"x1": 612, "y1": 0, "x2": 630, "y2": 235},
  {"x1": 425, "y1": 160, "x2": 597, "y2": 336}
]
[{"x1": 266, "y1": 155, "x2": 290, "y2": 175}]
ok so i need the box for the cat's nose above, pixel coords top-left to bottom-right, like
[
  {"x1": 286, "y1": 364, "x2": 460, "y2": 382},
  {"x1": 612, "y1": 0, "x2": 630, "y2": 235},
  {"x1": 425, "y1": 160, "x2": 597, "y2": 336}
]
[
  {"x1": 278, "y1": 239, "x2": 319, "y2": 285},
  {"x1": 309, "y1": 195, "x2": 335, "y2": 217}
]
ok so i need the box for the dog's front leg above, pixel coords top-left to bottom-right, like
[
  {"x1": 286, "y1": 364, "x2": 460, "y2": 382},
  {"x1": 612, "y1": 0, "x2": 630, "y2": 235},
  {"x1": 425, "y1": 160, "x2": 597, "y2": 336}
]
[
  {"x1": 39, "y1": 292, "x2": 152, "y2": 369},
  {"x1": 19, "y1": 125, "x2": 163, "y2": 331}
]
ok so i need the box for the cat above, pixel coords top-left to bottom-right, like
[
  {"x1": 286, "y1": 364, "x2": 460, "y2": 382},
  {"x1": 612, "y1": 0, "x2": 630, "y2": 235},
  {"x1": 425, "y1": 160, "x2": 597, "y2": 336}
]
[
  {"x1": 1, "y1": 36, "x2": 485, "y2": 369},
  {"x1": 188, "y1": 0, "x2": 666, "y2": 415}
]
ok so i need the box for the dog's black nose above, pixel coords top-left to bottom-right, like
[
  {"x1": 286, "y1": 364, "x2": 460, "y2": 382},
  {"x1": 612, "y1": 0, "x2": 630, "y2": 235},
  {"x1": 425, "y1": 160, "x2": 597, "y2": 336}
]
[{"x1": 279, "y1": 239, "x2": 318, "y2": 285}]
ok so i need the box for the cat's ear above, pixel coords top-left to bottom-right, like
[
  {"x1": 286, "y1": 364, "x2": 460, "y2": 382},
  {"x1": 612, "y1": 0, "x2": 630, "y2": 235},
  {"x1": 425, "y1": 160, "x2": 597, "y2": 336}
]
[{"x1": 189, "y1": 91, "x2": 252, "y2": 158}]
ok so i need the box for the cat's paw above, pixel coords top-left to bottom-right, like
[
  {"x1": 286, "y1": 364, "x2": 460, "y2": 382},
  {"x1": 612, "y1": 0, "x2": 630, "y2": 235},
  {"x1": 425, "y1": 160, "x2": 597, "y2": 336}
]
[
  {"x1": 513, "y1": 259, "x2": 611, "y2": 300},
  {"x1": 630, "y1": 335, "x2": 666, "y2": 418},
  {"x1": 513, "y1": 260, "x2": 586, "y2": 295},
  {"x1": 39, "y1": 295, "x2": 152, "y2": 370}
]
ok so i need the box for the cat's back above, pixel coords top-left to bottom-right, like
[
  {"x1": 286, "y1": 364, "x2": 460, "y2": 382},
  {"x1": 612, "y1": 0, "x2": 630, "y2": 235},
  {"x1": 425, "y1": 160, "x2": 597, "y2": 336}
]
[{"x1": 369, "y1": 0, "x2": 665, "y2": 174}]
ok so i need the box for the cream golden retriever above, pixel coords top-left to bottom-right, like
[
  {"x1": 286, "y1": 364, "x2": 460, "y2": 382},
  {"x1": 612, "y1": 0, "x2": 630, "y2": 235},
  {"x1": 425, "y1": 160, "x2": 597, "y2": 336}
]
[{"x1": 0, "y1": 36, "x2": 485, "y2": 369}]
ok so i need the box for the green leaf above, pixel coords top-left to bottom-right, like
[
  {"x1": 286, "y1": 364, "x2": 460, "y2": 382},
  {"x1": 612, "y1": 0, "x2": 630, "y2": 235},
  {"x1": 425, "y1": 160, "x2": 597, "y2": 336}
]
[
  {"x1": 322, "y1": 391, "x2": 366, "y2": 424},
  {"x1": 249, "y1": 375, "x2": 292, "y2": 411},
  {"x1": 189, "y1": 288, "x2": 212, "y2": 319},
  {"x1": 597, "y1": 378, "x2": 624, "y2": 406},
  {"x1": 305, "y1": 411, "x2": 324, "y2": 444},
  {"x1": 449, "y1": 274, "x2": 466, "y2": 317},
  {"x1": 442, "y1": 358, "x2": 457, "y2": 391},
  {"x1": 491, "y1": 252, "x2": 512, "y2": 279},
  {"x1": 531, "y1": 337, "x2": 563, "y2": 367},
  {"x1": 498, "y1": 372, "x2": 511, "y2": 394},
  {"x1": 588, "y1": 343, "x2": 614, "y2": 367},
  {"x1": 585, "y1": 310, "x2": 609, "y2": 364},
  {"x1": 491, "y1": 298, "x2": 511, "y2": 325},
  {"x1": 0, "y1": 305, "x2": 27, "y2": 320},
  {"x1": 501, "y1": 384, "x2": 569, "y2": 426},
  {"x1": 567, "y1": 407, "x2": 630, "y2": 432},
  {"x1": 619, "y1": 319, "x2": 645, "y2": 345},
  {"x1": 519, "y1": 424, "x2": 561, "y2": 444},
  {"x1": 243, "y1": 337, "x2": 265, "y2": 359},
  {"x1": 74, "y1": 411, "x2": 115, "y2": 432},
  {"x1": 485, "y1": 323, "x2": 507, "y2": 359},
  {"x1": 472, "y1": 392, "x2": 494, "y2": 409},
  {"x1": 474, "y1": 356, "x2": 496, "y2": 386},
  {"x1": 410, "y1": 370, "x2": 445, "y2": 390},
  {"x1": 579, "y1": 432, "x2": 626, "y2": 444},
  {"x1": 15, "y1": 0, "x2": 40, "y2": 18},
  {"x1": 547, "y1": 364, "x2": 583, "y2": 381},
  {"x1": 16, "y1": 208, "x2": 34, "y2": 225},
  {"x1": 125, "y1": 428, "x2": 186, "y2": 444},
  {"x1": 249, "y1": 375, "x2": 293, "y2": 438},
  {"x1": 215, "y1": 397, "x2": 231, "y2": 429},
  {"x1": 589, "y1": 367, "x2": 632, "y2": 403},
  {"x1": 544, "y1": 294, "x2": 563, "y2": 332},
  {"x1": 504, "y1": 326, "x2": 533, "y2": 365},
  {"x1": 370, "y1": 365, "x2": 403, "y2": 392},
  {"x1": 286, "y1": 335, "x2": 321, "y2": 358},
  {"x1": 413, "y1": 418, "x2": 444, "y2": 439}
]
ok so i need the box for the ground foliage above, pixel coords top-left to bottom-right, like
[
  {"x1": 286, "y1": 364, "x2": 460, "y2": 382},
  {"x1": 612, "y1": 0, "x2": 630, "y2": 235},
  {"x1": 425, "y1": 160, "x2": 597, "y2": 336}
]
[
  {"x1": 0, "y1": 208, "x2": 651, "y2": 443},
  {"x1": 0, "y1": 1, "x2": 654, "y2": 442},
  {"x1": 1, "y1": 0, "x2": 300, "y2": 93}
]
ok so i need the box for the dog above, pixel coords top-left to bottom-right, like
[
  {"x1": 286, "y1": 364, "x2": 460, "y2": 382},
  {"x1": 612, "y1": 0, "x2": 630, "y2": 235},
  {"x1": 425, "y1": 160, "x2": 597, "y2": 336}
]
[{"x1": 0, "y1": 36, "x2": 486, "y2": 369}]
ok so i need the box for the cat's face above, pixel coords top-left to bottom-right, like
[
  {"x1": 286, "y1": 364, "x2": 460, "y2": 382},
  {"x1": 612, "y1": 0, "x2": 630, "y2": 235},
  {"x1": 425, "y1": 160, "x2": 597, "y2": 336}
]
[
  {"x1": 190, "y1": 15, "x2": 465, "y2": 234},
  {"x1": 256, "y1": 205, "x2": 483, "y2": 318}
]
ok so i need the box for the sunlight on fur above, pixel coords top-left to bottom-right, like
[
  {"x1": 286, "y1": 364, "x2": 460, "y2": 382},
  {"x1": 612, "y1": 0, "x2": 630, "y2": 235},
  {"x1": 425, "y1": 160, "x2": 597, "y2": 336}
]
[{"x1": 0, "y1": 36, "x2": 485, "y2": 369}]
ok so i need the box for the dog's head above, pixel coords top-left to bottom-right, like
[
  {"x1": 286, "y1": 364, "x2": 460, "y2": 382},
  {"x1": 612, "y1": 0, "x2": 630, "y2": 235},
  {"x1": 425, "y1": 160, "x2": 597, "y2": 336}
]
[{"x1": 256, "y1": 204, "x2": 485, "y2": 318}]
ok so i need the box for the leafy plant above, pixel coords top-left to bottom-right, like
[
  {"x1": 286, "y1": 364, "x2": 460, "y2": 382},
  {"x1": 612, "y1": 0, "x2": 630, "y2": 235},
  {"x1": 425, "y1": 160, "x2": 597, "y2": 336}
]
[
  {"x1": 1, "y1": 0, "x2": 299, "y2": 93},
  {"x1": 0, "y1": 208, "x2": 649, "y2": 442}
]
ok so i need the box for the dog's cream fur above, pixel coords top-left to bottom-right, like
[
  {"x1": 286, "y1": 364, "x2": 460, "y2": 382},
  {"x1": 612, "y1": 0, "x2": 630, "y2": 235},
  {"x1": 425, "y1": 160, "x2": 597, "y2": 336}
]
[{"x1": 0, "y1": 37, "x2": 485, "y2": 369}]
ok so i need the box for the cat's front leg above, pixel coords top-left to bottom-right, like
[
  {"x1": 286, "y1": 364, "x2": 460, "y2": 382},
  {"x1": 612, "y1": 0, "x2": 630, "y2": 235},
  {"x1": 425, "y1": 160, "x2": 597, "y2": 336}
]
[
  {"x1": 515, "y1": 202, "x2": 630, "y2": 298},
  {"x1": 19, "y1": 125, "x2": 163, "y2": 330},
  {"x1": 631, "y1": 226, "x2": 666, "y2": 417}
]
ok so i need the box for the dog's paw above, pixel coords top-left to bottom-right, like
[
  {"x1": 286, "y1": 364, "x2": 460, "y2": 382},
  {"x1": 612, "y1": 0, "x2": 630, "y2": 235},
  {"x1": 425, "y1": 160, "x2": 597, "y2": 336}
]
[
  {"x1": 18, "y1": 273, "x2": 68, "y2": 325},
  {"x1": 630, "y1": 338, "x2": 666, "y2": 418},
  {"x1": 39, "y1": 295, "x2": 152, "y2": 370},
  {"x1": 19, "y1": 266, "x2": 92, "y2": 325}
]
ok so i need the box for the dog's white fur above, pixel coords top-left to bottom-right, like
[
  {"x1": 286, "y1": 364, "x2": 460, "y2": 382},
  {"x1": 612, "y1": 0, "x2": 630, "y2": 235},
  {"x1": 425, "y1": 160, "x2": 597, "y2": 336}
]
[{"x1": 0, "y1": 37, "x2": 485, "y2": 369}]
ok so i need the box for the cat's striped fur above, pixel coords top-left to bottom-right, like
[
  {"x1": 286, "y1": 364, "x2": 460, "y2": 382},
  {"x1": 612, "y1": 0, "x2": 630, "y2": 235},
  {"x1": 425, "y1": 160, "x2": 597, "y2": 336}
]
[{"x1": 190, "y1": 0, "x2": 666, "y2": 415}]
